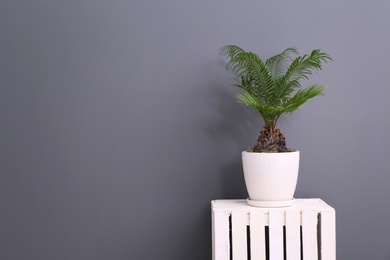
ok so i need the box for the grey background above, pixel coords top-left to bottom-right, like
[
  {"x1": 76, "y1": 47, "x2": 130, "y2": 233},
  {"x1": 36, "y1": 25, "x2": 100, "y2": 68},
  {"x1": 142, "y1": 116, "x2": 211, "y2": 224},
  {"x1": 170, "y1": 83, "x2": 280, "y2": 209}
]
[{"x1": 0, "y1": 0, "x2": 389, "y2": 259}]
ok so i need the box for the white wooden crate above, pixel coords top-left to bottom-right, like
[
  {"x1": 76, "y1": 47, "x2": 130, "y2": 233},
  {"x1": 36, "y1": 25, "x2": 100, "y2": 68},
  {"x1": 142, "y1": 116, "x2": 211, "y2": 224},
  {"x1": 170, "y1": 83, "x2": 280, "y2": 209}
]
[{"x1": 212, "y1": 199, "x2": 335, "y2": 260}]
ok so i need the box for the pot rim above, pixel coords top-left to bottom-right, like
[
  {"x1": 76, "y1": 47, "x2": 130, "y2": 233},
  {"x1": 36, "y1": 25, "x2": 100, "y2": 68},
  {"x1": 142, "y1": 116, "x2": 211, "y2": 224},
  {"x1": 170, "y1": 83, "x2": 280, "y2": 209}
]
[{"x1": 242, "y1": 150, "x2": 300, "y2": 154}]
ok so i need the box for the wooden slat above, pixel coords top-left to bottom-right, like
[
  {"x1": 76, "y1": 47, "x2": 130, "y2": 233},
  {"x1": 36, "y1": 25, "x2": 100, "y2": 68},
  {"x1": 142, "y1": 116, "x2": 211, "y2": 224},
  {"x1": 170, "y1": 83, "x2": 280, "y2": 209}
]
[
  {"x1": 285, "y1": 210, "x2": 301, "y2": 260},
  {"x1": 249, "y1": 210, "x2": 267, "y2": 260},
  {"x1": 232, "y1": 211, "x2": 248, "y2": 260},
  {"x1": 212, "y1": 210, "x2": 230, "y2": 260},
  {"x1": 320, "y1": 210, "x2": 336, "y2": 260},
  {"x1": 269, "y1": 211, "x2": 284, "y2": 260},
  {"x1": 302, "y1": 210, "x2": 318, "y2": 259},
  {"x1": 212, "y1": 199, "x2": 336, "y2": 260}
]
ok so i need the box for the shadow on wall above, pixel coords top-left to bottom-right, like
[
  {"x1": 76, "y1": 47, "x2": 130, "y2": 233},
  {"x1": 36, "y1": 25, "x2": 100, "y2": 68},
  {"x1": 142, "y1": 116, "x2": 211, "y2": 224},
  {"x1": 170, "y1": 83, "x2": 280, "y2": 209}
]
[
  {"x1": 167, "y1": 58, "x2": 251, "y2": 259},
  {"x1": 219, "y1": 161, "x2": 248, "y2": 199},
  {"x1": 199, "y1": 59, "x2": 254, "y2": 200},
  {"x1": 174, "y1": 203, "x2": 213, "y2": 259},
  {"x1": 201, "y1": 82, "x2": 259, "y2": 148}
]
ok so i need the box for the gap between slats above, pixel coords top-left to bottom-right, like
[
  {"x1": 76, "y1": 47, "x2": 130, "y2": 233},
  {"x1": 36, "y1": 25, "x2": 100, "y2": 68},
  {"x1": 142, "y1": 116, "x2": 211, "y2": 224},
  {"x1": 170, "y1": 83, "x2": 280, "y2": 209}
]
[{"x1": 228, "y1": 211, "x2": 323, "y2": 260}]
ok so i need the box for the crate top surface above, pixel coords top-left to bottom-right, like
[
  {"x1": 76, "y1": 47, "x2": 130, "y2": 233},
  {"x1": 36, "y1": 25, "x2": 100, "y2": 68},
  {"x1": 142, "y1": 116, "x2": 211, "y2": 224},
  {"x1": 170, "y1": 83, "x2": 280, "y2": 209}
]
[{"x1": 212, "y1": 198, "x2": 334, "y2": 213}]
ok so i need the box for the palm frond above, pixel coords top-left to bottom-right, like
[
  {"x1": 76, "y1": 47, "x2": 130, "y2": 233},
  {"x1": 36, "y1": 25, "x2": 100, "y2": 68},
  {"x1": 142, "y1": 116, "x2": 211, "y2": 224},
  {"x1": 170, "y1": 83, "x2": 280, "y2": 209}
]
[
  {"x1": 220, "y1": 45, "x2": 331, "y2": 128},
  {"x1": 236, "y1": 92, "x2": 259, "y2": 108},
  {"x1": 284, "y1": 49, "x2": 332, "y2": 82},
  {"x1": 276, "y1": 78, "x2": 300, "y2": 100},
  {"x1": 266, "y1": 47, "x2": 298, "y2": 78},
  {"x1": 233, "y1": 52, "x2": 275, "y2": 101},
  {"x1": 237, "y1": 92, "x2": 285, "y2": 126},
  {"x1": 231, "y1": 76, "x2": 258, "y2": 97},
  {"x1": 219, "y1": 45, "x2": 246, "y2": 70},
  {"x1": 282, "y1": 84, "x2": 326, "y2": 113},
  {"x1": 220, "y1": 45, "x2": 276, "y2": 104},
  {"x1": 275, "y1": 49, "x2": 331, "y2": 100}
]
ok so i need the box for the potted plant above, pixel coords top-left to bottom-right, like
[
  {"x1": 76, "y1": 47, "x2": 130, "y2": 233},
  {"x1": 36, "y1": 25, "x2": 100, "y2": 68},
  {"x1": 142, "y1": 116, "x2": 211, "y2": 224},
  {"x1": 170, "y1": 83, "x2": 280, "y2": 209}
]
[{"x1": 220, "y1": 45, "x2": 331, "y2": 207}]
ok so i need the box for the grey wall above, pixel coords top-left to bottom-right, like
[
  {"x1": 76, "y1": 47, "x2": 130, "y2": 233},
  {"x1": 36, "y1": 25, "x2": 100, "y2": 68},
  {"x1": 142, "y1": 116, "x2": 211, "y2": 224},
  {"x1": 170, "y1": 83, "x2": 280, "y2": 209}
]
[{"x1": 1, "y1": 0, "x2": 390, "y2": 259}]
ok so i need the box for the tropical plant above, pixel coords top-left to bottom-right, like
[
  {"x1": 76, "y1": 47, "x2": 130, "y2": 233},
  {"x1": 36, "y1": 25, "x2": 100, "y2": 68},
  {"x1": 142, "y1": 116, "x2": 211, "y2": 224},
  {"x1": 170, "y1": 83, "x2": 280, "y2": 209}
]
[{"x1": 220, "y1": 45, "x2": 332, "y2": 152}]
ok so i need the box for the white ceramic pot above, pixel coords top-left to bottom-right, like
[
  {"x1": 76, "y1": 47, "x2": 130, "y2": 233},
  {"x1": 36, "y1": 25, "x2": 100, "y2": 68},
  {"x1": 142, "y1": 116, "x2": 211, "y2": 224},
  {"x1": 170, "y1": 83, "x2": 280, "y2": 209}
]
[{"x1": 242, "y1": 150, "x2": 300, "y2": 207}]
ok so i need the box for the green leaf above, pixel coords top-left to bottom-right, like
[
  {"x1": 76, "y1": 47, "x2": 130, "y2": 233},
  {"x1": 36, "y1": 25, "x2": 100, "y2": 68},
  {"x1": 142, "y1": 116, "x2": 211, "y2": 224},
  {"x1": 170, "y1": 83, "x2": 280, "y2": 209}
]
[
  {"x1": 220, "y1": 45, "x2": 331, "y2": 127},
  {"x1": 236, "y1": 92, "x2": 259, "y2": 107},
  {"x1": 283, "y1": 84, "x2": 326, "y2": 113},
  {"x1": 266, "y1": 47, "x2": 298, "y2": 78},
  {"x1": 284, "y1": 49, "x2": 332, "y2": 83}
]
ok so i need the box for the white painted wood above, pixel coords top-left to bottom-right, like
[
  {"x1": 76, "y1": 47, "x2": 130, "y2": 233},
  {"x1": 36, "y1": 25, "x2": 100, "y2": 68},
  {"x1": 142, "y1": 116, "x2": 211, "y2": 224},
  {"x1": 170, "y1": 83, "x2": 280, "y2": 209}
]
[
  {"x1": 269, "y1": 211, "x2": 284, "y2": 260},
  {"x1": 211, "y1": 199, "x2": 336, "y2": 260},
  {"x1": 285, "y1": 210, "x2": 301, "y2": 260},
  {"x1": 231, "y1": 211, "x2": 248, "y2": 260},
  {"x1": 212, "y1": 209, "x2": 230, "y2": 260},
  {"x1": 321, "y1": 209, "x2": 336, "y2": 260},
  {"x1": 212, "y1": 198, "x2": 330, "y2": 212},
  {"x1": 302, "y1": 210, "x2": 318, "y2": 259},
  {"x1": 249, "y1": 210, "x2": 267, "y2": 260}
]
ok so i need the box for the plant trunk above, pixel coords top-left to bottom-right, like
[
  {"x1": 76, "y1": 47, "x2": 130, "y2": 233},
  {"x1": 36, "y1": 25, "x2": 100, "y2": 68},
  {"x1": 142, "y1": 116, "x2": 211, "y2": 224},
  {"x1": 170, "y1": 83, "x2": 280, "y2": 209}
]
[{"x1": 252, "y1": 126, "x2": 291, "y2": 153}]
